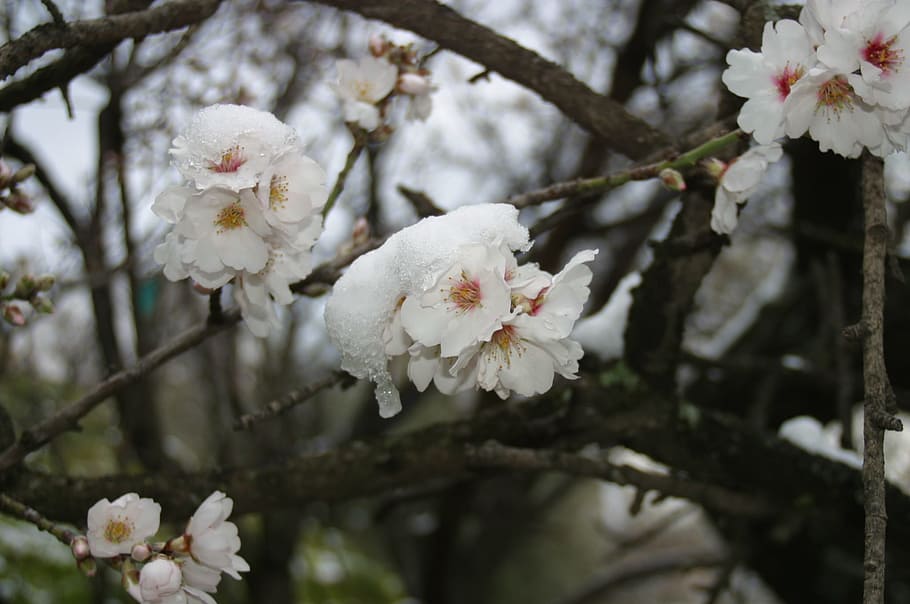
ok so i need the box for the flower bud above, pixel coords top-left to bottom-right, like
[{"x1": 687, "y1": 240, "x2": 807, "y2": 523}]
[
  {"x1": 131, "y1": 542, "x2": 152, "y2": 562},
  {"x1": 77, "y1": 557, "x2": 97, "y2": 577},
  {"x1": 35, "y1": 274, "x2": 55, "y2": 291},
  {"x1": 12, "y1": 164, "x2": 35, "y2": 185},
  {"x1": 71, "y1": 535, "x2": 91, "y2": 561},
  {"x1": 398, "y1": 72, "x2": 433, "y2": 96},
  {"x1": 0, "y1": 270, "x2": 10, "y2": 290},
  {"x1": 2, "y1": 303, "x2": 25, "y2": 326},
  {"x1": 368, "y1": 33, "x2": 389, "y2": 57},
  {"x1": 702, "y1": 158, "x2": 728, "y2": 181},
  {"x1": 351, "y1": 216, "x2": 370, "y2": 246},
  {"x1": 30, "y1": 294, "x2": 54, "y2": 314},
  {"x1": 14, "y1": 274, "x2": 36, "y2": 299},
  {"x1": 139, "y1": 557, "x2": 183, "y2": 602},
  {"x1": 658, "y1": 168, "x2": 686, "y2": 192},
  {"x1": 4, "y1": 190, "x2": 34, "y2": 214},
  {"x1": 165, "y1": 534, "x2": 188, "y2": 554}
]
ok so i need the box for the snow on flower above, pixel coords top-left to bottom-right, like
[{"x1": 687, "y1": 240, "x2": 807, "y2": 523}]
[
  {"x1": 710, "y1": 143, "x2": 783, "y2": 235},
  {"x1": 573, "y1": 271, "x2": 642, "y2": 361},
  {"x1": 722, "y1": 20, "x2": 816, "y2": 144},
  {"x1": 324, "y1": 204, "x2": 597, "y2": 417},
  {"x1": 86, "y1": 493, "x2": 161, "y2": 559},
  {"x1": 183, "y1": 491, "x2": 249, "y2": 580},
  {"x1": 153, "y1": 104, "x2": 327, "y2": 337},
  {"x1": 334, "y1": 56, "x2": 398, "y2": 131},
  {"x1": 398, "y1": 72, "x2": 437, "y2": 121},
  {"x1": 170, "y1": 104, "x2": 297, "y2": 192}
]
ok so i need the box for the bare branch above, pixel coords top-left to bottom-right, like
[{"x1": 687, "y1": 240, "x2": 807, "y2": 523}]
[
  {"x1": 0, "y1": 0, "x2": 222, "y2": 80},
  {"x1": 304, "y1": 0, "x2": 670, "y2": 159}
]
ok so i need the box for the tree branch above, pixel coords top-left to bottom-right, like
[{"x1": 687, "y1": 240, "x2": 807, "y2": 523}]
[
  {"x1": 857, "y1": 152, "x2": 902, "y2": 604},
  {"x1": 304, "y1": 0, "x2": 670, "y2": 159},
  {"x1": 0, "y1": 0, "x2": 222, "y2": 80}
]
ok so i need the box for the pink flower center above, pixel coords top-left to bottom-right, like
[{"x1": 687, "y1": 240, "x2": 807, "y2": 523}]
[
  {"x1": 104, "y1": 517, "x2": 133, "y2": 544},
  {"x1": 863, "y1": 33, "x2": 903, "y2": 75},
  {"x1": 815, "y1": 75, "x2": 855, "y2": 114},
  {"x1": 447, "y1": 271, "x2": 482, "y2": 311},
  {"x1": 773, "y1": 63, "x2": 804, "y2": 101},
  {"x1": 214, "y1": 202, "x2": 247, "y2": 232},
  {"x1": 209, "y1": 146, "x2": 246, "y2": 173}
]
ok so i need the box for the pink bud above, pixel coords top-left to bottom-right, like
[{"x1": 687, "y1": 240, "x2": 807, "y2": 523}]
[
  {"x1": 351, "y1": 216, "x2": 370, "y2": 245},
  {"x1": 4, "y1": 190, "x2": 34, "y2": 214},
  {"x1": 71, "y1": 535, "x2": 91, "y2": 561},
  {"x1": 368, "y1": 34, "x2": 389, "y2": 57},
  {"x1": 131, "y1": 542, "x2": 152, "y2": 562},
  {"x1": 703, "y1": 158, "x2": 728, "y2": 181},
  {"x1": 2, "y1": 303, "x2": 26, "y2": 326},
  {"x1": 658, "y1": 168, "x2": 686, "y2": 192},
  {"x1": 77, "y1": 557, "x2": 97, "y2": 577},
  {"x1": 398, "y1": 72, "x2": 432, "y2": 96}
]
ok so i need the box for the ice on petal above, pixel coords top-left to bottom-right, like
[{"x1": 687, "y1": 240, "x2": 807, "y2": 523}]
[
  {"x1": 324, "y1": 204, "x2": 530, "y2": 416},
  {"x1": 572, "y1": 272, "x2": 642, "y2": 361}
]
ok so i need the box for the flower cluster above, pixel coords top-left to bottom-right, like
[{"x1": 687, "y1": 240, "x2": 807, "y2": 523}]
[
  {"x1": 723, "y1": 0, "x2": 910, "y2": 158},
  {"x1": 334, "y1": 34, "x2": 437, "y2": 133},
  {"x1": 153, "y1": 104, "x2": 327, "y2": 336},
  {"x1": 324, "y1": 204, "x2": 596, "y2": 417},
  {"x1": 76, "y1": 491, "x2": 247, "y2": 604}
]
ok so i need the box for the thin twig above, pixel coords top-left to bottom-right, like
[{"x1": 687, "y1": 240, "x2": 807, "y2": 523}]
[
  {"x1": 857, "y1": 152, "x2": 903, "y2": 604},
  {"x1": 322, "y1": 136, "x2": 365, "y2": 218},
  {"x1": 39, "y1": 0, "x2": 66, "y2": 28},
  {"x1": 507, "y1": 129, "x2": 744, "y2": 209},
  {"x1": 234, "y1": 370, "x2": 349, "y2": 430},
  {"x1": 0, "y1": 493, "x2": 74, "y2": 546}
]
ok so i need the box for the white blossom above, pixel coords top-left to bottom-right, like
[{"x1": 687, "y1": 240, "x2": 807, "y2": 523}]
[
  {"x1": 324, "y1": 204, "x2": 531, "y2": 417},
  {"x1": 184, "y1": 491, "x2": 249, "y2": 580},
  {"x1": 86, "y1": 493, "x2": 161, "y2": 559},
  {"x1": 815, "y1": 1, "x2": 910, "y2": 110},
  {"x1": 784, "y1": 68, "x2": 884, "y2": 157},
  {"x1": 138, "y1": 558, "x2": 185, "y2": 604},
  {"x1": 722, "y1": 20, "x2": 816, "y2": 144},
  {"x1": 170, "y1": 104, "x2": 297, "y2": 192},
  {"x1": 255, "y1": 152, "x2": 327, "y2": 236},
  {"x1": 400, "y1": 243, "x2": 513, "y2": 358},
  {"x1": 800, "y1": 0, "x2": 865, "y2": 44},
  {"x1": 335, "y1": 57, "x2": 398, "y2": 130},
  {"x1": 710, "y1": 143, "x2": 783, "y2": 235},
  {"x1": 398, "y1": 73, "x2": 437, "y2": 121}
]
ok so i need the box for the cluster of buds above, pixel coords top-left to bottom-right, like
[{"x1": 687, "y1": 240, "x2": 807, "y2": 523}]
[
  {"x1": 73, "y1": 491, "x2": 248, "y2": 604},
  {"x1": 0, "y1": 159, "x2": 35, "y2": 214},
  {"x1": 0, "y1": 270, "x2": 55, "y2": 326},
  {"x1": 333, "y1": 34, "x2": 437, "y2": 139}
]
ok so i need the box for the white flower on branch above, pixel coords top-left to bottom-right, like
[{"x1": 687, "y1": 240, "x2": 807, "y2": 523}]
[
  {"x1": 325, "y1": 204, "x2": 597, "y2": 416},
  {"x1": 334, "y1": 56, "x2": 398, "y2": 131},
  {"x1": 181, "y1": 491, "x2": 249, "y2": 580},
  {"x1": 170, "y1": 104, "x2": 297, "y2": 192},
  {"x1": 153, "y1": 104, "x2": 328, "y2": 337},
  {"x1": 710, "y1": 143, "x2": 783, "y2": 235},
  {"x1": 135, "y1": 557, "x2": 184, "y2": 604},
  {"x1": 722, "y1": 20, "x2": 816, "y2": 145},
  {"x1": 86, "y1": 493, "x2": 160, "y2": 559}
]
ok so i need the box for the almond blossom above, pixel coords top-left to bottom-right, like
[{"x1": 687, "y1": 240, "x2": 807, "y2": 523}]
[
  {"x1": 722, "y1": 20, "x2": 816, "y2": 144},
  {"x1": 153, "y1": 104, "x2": 328, "y2": 337},
  {"x1": 710, "y1": 143, "x2": 783, "y2": 235},
  {"x1": 334, "y1": 56, "x2": 398, "y2": 130},
  {"x1": 816, "y1": 1, "x2": 910, "y2": 109},
  {"x1": 86, "y1": 493, "x2": 161, "y2": 559},
  {"x1": 180, "y1": 491, "x2": 249, "y2": 580}
]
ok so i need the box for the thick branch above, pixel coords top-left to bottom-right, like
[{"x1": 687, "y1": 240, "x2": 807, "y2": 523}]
[
  {"x1": 304, "y1": 0, "x2": 670, "y2": 159},
  {"x1": 0, "y1": 0, "x2": 222, "y2": 79}
]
